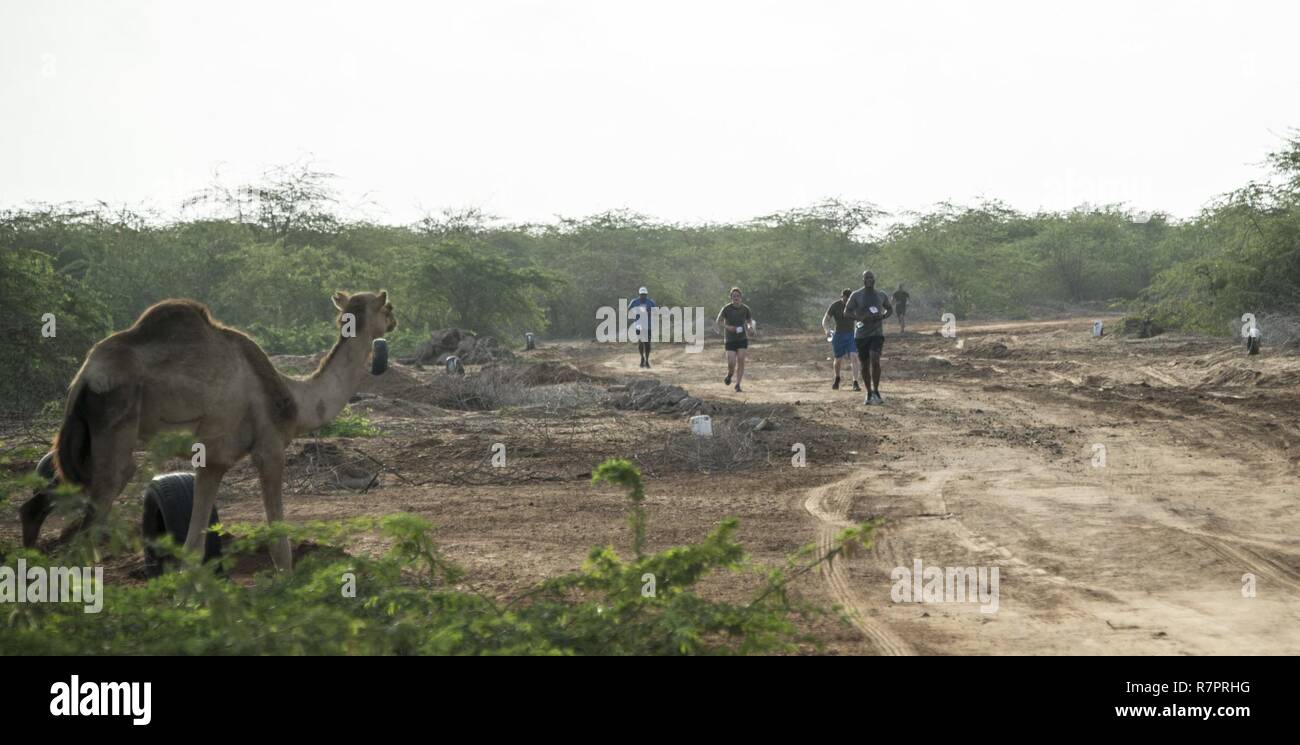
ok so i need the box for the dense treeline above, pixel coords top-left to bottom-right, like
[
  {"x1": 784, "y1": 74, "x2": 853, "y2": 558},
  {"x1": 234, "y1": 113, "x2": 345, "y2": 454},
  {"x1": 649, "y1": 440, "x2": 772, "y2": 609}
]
[{"x1": 3, "y1": 136, "x2": 1297, "y2": 413}]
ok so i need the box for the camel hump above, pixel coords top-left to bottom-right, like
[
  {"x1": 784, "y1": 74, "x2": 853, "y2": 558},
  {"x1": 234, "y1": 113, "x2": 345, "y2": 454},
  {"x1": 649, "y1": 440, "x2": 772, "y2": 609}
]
[{"x1": 125, "y1": 299, "x2": 220, "y2": 342}]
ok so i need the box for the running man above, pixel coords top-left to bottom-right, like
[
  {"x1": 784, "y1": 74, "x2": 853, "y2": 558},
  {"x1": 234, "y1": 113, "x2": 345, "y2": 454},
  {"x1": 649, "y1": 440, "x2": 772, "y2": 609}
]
[
  {"x1": 822, "y1": 288, "x2": 861, "y2": 391},
  {"x1": 628, "y1": 286, "x2": 657, "y2": 368},
  {"x1": 716, "y1": 287, "x2": 754, "y2": 392},
  {"x1": 845, "y1": 270, "x2": 893, "y2": 405},
  {"x1": 892, "y1": 283, "x2": 910, "y2": 334}
]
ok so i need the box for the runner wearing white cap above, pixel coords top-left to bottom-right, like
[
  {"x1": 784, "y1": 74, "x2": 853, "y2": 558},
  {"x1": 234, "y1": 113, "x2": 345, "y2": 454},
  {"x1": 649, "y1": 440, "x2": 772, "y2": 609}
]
[{"x1": 628, "y1": 287, "x2": 657, "y2": 368}]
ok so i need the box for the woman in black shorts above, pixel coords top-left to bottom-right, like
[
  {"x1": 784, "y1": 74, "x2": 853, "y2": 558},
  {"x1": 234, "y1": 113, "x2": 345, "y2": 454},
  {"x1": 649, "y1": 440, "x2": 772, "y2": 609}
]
[{"x1": 715, "y1": 287, "x2": 754, "y2": 392}]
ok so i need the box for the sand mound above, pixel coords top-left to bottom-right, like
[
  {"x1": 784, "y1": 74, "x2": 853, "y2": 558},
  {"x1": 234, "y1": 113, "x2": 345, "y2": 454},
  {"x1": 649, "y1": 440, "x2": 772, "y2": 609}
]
[
  {"x1": 1196, "y1": 361, "x2": 1300, "y2": 388},
  {"x1": 401, "y1": 328, "x2": 514, "y2": 366},
  {"x1": 960, "y1": 338, "x2": 1011, "y2": 359},
  {"x1": 489, "y1": 361, "x2": 606, "y2": 387},
  {"x1": 615, "y1": 378, "x2": 711, "y2": 414},
  {"x1": 1116, "y1": 317, "x2": 1165, "y2": 338},
  {"x1": 355, "y1": 363, "x2": 435, "y2": 400}
]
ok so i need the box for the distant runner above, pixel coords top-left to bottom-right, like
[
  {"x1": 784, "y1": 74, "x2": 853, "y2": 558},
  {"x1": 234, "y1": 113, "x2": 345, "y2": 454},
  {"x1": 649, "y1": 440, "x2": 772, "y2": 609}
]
[
  {"x1": 845, "y1": 270, "x2": 893, "y2": 405},
  {"x1": 716, "y1": 287, "x2": 754, "y2": 393},
  {"x1": 628, "y1": 286, "x2": 657, "y2": 368},
  {"x1": 822, "y1": 288, "x2": 861, "y2": 391},
  {"x1": 893, "y1": 284, "x2": 910, "y2": 334}
]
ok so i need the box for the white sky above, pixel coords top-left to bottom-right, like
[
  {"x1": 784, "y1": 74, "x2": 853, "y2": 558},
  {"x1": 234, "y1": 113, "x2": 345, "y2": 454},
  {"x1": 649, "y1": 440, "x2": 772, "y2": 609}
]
[{"x1": 2, "y1": 0, "x2": 1298, "y2": 225}]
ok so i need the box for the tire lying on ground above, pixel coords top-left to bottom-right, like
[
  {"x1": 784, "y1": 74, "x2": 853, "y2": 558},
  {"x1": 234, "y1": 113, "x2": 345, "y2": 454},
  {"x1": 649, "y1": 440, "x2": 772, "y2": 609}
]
[
  {"x1": 18, "y1": 452, "x2": 59, "y2": 548},
  {"x1": 36, "y1": 451, "x2": 56, "y2": 481},
  {"x1": 142, "y1": 472, "x2": 222, "y2": 576}
]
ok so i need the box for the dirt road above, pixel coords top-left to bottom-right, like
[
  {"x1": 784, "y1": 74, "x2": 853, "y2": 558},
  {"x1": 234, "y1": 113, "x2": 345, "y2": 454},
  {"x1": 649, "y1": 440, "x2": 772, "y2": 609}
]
[
  {"x1": 589, "y1": 315, "x2": 1300, "y2": 654},
  {"x1": 6, "y1": 314, "x2": 1298, "y2": 654}
]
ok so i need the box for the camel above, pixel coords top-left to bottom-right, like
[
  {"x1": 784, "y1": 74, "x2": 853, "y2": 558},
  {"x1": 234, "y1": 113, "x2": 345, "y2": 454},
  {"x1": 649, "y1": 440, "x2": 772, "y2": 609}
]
[{"x1": 20, "y1": 290, "x2": 396, "y2": 571}]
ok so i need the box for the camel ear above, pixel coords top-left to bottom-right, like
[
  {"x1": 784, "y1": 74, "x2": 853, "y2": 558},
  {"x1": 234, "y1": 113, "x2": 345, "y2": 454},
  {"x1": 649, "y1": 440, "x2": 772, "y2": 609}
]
[{"x1": 332, "y1": 291, "x2": 349, "y2": 311}]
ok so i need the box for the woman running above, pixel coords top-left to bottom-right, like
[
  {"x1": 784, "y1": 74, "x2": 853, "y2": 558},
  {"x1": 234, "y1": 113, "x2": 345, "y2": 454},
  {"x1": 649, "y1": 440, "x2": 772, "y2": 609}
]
[{"x1": 715, "y1": 287, "x2": 755, "y2": 392}]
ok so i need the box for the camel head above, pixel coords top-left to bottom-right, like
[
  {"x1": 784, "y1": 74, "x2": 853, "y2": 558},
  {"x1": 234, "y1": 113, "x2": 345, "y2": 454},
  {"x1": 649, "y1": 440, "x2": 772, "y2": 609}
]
[
  {"x1": 332, "y1": 291, "x2": 397, "y2": 374},
  {"x1": 332, "y1": 290, "x2": 398, "y2": 338}
]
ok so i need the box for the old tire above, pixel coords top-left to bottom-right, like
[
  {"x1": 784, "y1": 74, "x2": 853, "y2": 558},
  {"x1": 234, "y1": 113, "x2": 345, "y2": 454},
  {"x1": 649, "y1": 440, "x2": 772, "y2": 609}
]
[
  {"x1": 35, "y1": 451, "x2": 57, "y2": 482},
  {"x1": 142, "y1": 472, "x2": 221, "y2": 576},
  {"x1": 20, "y1": 452, "x2": 60, "y2": 548}
]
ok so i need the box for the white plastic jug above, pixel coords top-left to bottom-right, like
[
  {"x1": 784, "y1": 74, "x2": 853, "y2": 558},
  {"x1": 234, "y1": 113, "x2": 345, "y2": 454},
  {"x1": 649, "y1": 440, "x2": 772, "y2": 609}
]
[
  {"x1": 1092, "y1": 320, "x2": 1104, "y2": 337},
  {"x1": 690, "y1": 415, "x2": 713, "y2": 437}
]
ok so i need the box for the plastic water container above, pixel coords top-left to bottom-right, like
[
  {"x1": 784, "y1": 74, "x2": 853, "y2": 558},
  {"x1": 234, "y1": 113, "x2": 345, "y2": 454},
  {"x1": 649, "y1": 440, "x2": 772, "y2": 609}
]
[
  {"x1": 690, "y1": 415, "x2": 713, "y2": 437},
  {"x1": 1092, "y1": 320, "x2": 1103, "y2": 337},
  {"x1": 826, "y1": 331, "x2": 834, "y2": 343}
]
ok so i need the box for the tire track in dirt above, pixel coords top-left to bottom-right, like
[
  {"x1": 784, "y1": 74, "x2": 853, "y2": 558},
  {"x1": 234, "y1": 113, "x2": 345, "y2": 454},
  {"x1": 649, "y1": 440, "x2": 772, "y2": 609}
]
[
  {"x1": 804, "y1": 475, "x2": 916, "y2": 656},
  {"x1": 1191, "y1": 533, "x2": 1300, "y2": 594}
]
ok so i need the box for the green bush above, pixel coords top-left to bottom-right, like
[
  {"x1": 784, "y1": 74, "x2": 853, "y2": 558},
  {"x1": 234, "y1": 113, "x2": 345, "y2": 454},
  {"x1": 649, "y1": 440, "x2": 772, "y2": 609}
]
[
  {"x1": 314, "y1": 406, "x2": 379, "y2": 438},
  {"x1": 0, "y1": 459, "x2": 877, "y2": 655}
]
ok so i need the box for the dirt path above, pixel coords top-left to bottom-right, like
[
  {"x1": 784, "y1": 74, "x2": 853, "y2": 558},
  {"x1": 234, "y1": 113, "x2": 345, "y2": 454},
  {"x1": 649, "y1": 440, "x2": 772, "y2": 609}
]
[
  {"x1": 804, "y1": 473, "x2": 916, "y2": 655},
  {"x1": 588, "y1": 317, "x2": 1300, "y2": 654}
]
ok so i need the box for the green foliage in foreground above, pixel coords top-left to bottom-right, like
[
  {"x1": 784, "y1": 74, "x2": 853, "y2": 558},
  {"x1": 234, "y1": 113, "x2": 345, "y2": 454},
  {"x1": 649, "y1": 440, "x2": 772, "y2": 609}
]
[{"x1": 0, "y1": 459, "x2": 876, "y2": 655}]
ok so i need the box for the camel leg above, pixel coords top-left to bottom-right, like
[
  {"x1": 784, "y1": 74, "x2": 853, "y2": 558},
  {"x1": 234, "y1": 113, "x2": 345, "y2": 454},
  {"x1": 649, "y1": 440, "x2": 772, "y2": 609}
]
[
  {"x1": 19, "y1": 492, "x2": 54, "y2": 548},
  {"x1": 75, "y1": 401, "x2": 141, "y2": 543},
  {"x1": 183, "y1": 464, "x2": 227, "y2": 561},
  {"x1": 254, "y1": 449, "x2": 292, "y2": 571}
]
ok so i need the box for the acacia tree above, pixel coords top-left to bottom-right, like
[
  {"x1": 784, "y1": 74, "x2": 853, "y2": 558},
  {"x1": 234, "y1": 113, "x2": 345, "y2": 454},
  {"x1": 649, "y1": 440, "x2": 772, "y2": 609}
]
[
  {"x1": 1142, "y1": 132, "x2": 1300, "y2": 333},
  {"x1": 419, "y1": 239, "x2": 556, "y2": 336},
  {"x1": 184, "y1": 161, "x2": 341, "y2": 244}
]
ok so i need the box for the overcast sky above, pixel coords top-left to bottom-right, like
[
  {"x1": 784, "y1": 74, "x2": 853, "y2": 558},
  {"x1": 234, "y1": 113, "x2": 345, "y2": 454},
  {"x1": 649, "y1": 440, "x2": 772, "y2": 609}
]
[{"x1": 2, "y1": 0, "x2": 1298, "y2": 225}]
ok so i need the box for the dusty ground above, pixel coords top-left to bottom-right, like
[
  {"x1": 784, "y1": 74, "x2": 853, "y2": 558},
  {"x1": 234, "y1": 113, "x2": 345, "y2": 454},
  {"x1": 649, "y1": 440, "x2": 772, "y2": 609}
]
[{"x1": 5, "y1": 314, "x2": 1300, "y2": 654}]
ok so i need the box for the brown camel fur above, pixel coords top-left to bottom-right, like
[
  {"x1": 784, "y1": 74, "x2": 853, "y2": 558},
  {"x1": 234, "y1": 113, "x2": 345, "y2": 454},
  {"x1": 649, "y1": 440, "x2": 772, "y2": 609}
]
[{"x1": 23, "y1": 291, "x2": 396, "y2": 571}]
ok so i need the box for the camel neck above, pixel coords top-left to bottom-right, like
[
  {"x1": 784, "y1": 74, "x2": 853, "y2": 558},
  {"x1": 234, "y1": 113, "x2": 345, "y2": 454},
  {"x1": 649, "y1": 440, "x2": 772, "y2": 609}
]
[{"x1": 288, "y1": 334, "x2": 373, "y2": 435}]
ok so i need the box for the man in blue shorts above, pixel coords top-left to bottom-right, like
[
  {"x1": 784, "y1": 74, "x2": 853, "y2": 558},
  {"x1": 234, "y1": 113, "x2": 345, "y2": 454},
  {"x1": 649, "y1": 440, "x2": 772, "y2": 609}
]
[{"x1": 821, "y1": 288, "x2": 861, "y2": 391}]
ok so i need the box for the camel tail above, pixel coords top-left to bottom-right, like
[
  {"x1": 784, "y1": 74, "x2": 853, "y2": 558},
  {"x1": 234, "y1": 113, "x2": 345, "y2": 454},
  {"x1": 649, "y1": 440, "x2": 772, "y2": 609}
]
[{"x1": 52, "y1": 381, "x2": 93, "y2": 487}]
